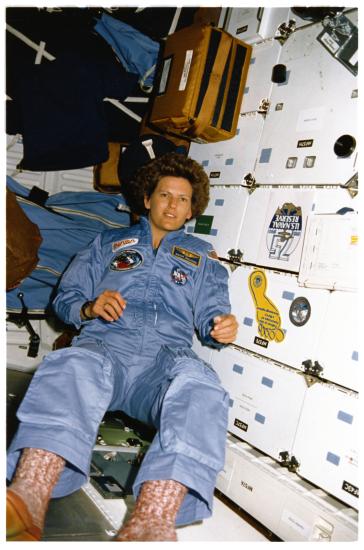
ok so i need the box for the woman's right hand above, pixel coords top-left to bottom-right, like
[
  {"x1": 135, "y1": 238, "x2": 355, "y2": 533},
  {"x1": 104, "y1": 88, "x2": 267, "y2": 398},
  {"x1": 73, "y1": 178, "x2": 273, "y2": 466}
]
[{"x1": 82, "y1": 290, "x2": 127, "y2": 322}]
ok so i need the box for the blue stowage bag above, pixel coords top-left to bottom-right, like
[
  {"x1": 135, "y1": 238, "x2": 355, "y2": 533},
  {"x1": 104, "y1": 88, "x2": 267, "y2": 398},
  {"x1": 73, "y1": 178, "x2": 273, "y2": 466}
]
[
  {"x1": 94, "y1": 13, "x2": 160, "y2": 89},
  {"x1": 6, "y1": 176, "x2": 131, "y2": 314}
]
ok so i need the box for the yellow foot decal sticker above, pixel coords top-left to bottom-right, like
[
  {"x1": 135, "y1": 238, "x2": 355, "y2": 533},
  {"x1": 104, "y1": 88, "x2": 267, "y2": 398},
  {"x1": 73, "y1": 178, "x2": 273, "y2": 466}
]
[{"x1": 249, "y1": 269, "x2": 285, "y2": 343}]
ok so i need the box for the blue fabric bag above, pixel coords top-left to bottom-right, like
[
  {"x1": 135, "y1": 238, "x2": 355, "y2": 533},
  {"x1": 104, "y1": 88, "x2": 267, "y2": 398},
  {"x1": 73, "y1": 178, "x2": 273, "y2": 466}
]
[
  {"x1": 6, "y1": 176, "x2": 131, "y2": 314},
  {"x1": 94, "y1": 13, "x2": 160, "y2": 89}
]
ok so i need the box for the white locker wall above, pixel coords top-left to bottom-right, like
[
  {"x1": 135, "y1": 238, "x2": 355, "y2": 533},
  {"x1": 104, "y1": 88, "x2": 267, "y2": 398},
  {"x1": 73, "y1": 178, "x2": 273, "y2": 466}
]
[
  {"x1": 185, "y1": 186, "x2": 250, "y2": 258},
  {"x1": 210, "y1": 346, "x2": 306, "y2": 461},
  {"x1": 217, "y1": 435, "x2": 358, "y2": 541},
  {"x1": 229, "y1": 265, "x2": 330, "y2": 370},
  {"x1": 254, "y1": 12, "x2": 358, "y2": 186},
  {"x1": 291, "y1": 381, "x2": 358, "y2": 508},
  {"x1": 237, "y1": 186, "x2": 358, "y2": 273}
]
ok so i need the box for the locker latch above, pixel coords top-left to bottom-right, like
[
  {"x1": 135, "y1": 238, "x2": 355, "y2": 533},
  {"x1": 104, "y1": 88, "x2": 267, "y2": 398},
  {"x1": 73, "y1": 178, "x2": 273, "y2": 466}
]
[
  {"x1": 243, "y1": 172, "x2": 257, "y2": 192},
  {"x1": 275, "y1": 20, "x2": 296, "y2": 44},
  {"x1": 227, "y1": 249, "x2": 243, "y2": 264},
  {"x1": 279, "y1": 451, "x2": 300, "y2": 473},
  {"x1": 258, "y1": 98, "x2": 270, "y2": 116},
  {"x1": 302, "y1": 359, "x2": 323, "y2": 378}
]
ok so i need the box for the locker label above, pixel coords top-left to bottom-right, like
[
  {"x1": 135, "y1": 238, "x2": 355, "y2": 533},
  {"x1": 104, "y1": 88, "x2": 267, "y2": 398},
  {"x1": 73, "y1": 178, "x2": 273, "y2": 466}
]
[
  {"x1": 236, "y1": 25, "x2": 248, "y2": 35},
  {"x1": 249, "y1": 270, "x2": 285, "y2": 343},
  {"x1": 240, "y1": 480, "x2": 253, "y2": 492},
  {"x1": 342, "y1": 480, "x2": 359, "y2": 498},
  {"x1": 254, "y1": 336, "x2": 268, "y2": 348},
  {"x1": 297, "y1": 139, "x2": 314, "y2": 148},
  {"x1": 234, "y1": 418, "x2": 248, "y2": 432}
]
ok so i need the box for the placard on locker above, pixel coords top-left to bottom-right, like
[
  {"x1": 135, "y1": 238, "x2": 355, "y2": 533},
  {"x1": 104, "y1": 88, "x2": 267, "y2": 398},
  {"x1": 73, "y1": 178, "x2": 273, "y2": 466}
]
[
  {"x1": 291, "y1": 381, "x2": 358, "y2": 509},
  {"x1": 185, "y1": 186, "x2": 250, "y2": 258},
  {"x1": 237, "y1": 186, "x2": 358, "y2": 273},
  {"x1": 229, "y1": 264, "x2": 330, "y2": 372},
  {"x1": 210, "y1": 345, "x2": 306, "y2": 462},
  {"x1": 254, "y1": 12, "x2": 358, "y2": 186},
  {"x1": 298, "y1": 211, "x2": 358, "y2": 291}
]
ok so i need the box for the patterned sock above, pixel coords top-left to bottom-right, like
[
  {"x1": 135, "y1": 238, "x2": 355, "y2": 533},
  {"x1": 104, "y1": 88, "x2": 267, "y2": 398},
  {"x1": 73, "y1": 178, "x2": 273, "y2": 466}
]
[
  {"x1": 9, "y1": 448, "x2": 65, "y2": 530},
  {"x1": 115, "y1": 479, "x2": 188, "y2": 541}
]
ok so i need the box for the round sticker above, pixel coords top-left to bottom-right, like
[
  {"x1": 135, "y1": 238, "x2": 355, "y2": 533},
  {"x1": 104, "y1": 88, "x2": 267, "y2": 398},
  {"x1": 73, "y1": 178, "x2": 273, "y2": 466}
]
[
  {"x1": 289, "y1": 297, "x2": 311, "y2": 327},
  {"x1": 110, "y1": 249, "x2": 143, "y2": 271}
]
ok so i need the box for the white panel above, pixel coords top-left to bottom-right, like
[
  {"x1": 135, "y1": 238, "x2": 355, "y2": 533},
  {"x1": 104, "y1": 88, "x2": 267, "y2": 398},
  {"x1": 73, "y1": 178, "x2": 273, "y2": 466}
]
[
  {"x1": 221, "y1": 436, "x2": 358, "y2": 541},
  {"x1": 298, "y1": 212, "x2": 358, "y2": 291},
  {"x1": 254, "y1": 14, "x2": 357, "y2": 185},
  {"x1": 225, "y1": 440, "x2": 288, "y2": 534},
  {"x1": 189, "y1": 113, "x2": 264, "y2": 186},
  {"x1": 238, "y1": 187, "x2": 316, "y2": 272},
  {"x1": 241, "y1": 38, "x2": 282, "y2": 114},
  {"x1": 225, "y1": 7, "x2": 290, "y2": 44},
  {"x1": 211, "y1": 346, "x2": 306, "y2": 461},
  {"x1": 237, "y1": 186, "x2": 358, "y2": 273},
  {"x1": 276, "y1": 478, "x2": 358, "y2": 542},
  {"x1": 316, "y1": 291, "x2": 358, "y2": 391},
  {"x1": 215, "y1": 434, "x2": 236, "y2": 494},
  {"x1": 229, "y1": 265, "x2": 330, "y2": 371},
  {"x1": 292, "y1": 382, "x2": 358, "y2": 508},
  {"x1": 185, "y1": 186, "x2": 249, "y2": 258}
]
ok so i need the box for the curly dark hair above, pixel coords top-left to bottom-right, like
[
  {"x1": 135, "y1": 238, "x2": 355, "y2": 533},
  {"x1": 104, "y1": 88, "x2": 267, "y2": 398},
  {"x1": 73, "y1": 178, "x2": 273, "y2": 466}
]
[{"x1": 123, "y1": 152, "x2": 210, "y2": 219}]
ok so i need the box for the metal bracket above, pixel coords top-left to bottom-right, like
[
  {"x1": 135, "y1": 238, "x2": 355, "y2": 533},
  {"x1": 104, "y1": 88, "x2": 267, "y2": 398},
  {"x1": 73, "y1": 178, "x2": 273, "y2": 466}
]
[
  {"x1": 227, "y1": 249, "x2": 243, "y2": 264},
  {"x1": 341, "y1": 172, "x2": 358, "y2": 198},
  {"x1": 279, "y1": 451, "x2": 300, "y2": 473},
  {"x1": 302, "y1": 359, "x2": 323, "y2": 378},
  {"x1": 243, "y1": 172, "x2": 258, "y2": 193},
  {"x1": 258, "y1": 98, "x2": 271, "y2": 116},
  {"x1": 275, "y1": 19, "x2": 297, "y2": 45}
]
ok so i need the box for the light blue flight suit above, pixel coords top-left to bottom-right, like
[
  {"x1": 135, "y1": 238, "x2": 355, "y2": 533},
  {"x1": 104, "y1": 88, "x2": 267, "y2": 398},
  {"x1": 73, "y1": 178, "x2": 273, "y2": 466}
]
[{"x1": 7, "y1": 216, "x2": 231, "y2": 526}]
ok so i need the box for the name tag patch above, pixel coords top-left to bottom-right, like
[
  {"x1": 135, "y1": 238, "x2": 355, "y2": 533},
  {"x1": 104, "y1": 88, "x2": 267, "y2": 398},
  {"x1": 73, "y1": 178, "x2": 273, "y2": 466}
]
[
  {"x1": 110, "y1": 249, "x2": 143, "y2": 271},
  {"x1": 172, "y1": 246, "x2": 201, "y2": 267},
  {"x1": 112, "y1": 238, "x2": 139, "y2": 252}
]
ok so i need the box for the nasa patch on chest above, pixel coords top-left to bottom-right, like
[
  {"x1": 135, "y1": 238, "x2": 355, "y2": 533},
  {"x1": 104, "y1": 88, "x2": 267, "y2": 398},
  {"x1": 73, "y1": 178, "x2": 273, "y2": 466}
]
[
  {"x1": 110, "y1": 249, "x2": 143, "y2": 271},
  {"x1": 171, "y1": 266, "x2": 188, "y2": 285}
]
